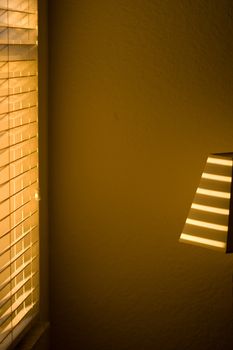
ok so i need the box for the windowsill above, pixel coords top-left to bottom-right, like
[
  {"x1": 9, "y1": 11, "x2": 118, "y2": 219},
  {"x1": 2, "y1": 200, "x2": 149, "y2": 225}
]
[{"x1": 15, "y1": 322, "x2": 49, "y2": 350}]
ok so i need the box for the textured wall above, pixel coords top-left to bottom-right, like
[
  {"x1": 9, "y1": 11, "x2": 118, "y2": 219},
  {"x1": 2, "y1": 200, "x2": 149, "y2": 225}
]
[{"x1": 48, "y1": 1, "x2": 233, "y2": 349}]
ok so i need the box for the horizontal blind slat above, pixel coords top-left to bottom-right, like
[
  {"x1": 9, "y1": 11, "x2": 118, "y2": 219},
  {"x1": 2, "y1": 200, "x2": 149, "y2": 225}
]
[{"x1": 0, "y1": 10, "x2": 36, "y2": 15}]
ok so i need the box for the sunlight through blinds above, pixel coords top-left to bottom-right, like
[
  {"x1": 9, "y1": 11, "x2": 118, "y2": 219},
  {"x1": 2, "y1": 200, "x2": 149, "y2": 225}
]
[
  {"x1": 0, "y1": 0, "x2": 39, "y2": 348},
  {"x1": 180, "y1": 153, "x2": 233, "y2": 253}
]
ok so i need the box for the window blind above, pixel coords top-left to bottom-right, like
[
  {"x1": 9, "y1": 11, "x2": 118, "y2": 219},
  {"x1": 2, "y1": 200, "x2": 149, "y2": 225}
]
[{"x1": 0, "y1": 0, "x2": 39, "y2": 348}]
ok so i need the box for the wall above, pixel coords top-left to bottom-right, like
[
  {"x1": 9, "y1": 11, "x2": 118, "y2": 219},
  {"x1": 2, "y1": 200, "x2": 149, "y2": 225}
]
[{"x1": 48, "y1": 1, "x2": 233, "y2": 349}]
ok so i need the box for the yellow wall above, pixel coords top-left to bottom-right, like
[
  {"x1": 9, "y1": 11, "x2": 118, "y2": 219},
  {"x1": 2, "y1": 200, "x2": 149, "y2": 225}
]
[{"x1": 48, "y1": 1, "x2": 233, "y2": 349}]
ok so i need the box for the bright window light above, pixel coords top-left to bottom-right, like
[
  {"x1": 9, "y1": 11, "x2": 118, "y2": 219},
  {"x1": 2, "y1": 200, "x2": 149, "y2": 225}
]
[{"x1": 0, "y1": 0, "x2": 39, "y2": 348}]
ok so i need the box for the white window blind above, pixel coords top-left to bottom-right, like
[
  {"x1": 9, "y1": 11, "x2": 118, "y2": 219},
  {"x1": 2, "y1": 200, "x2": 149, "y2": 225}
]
[{"x1": 0, "y1": 0, "x2": 39, "y2": 349}]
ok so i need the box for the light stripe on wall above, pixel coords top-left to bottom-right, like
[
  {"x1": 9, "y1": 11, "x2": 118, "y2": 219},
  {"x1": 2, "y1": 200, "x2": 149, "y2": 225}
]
[{"x1": 180, "y1": 233, "x2": 226, "y2": 249}]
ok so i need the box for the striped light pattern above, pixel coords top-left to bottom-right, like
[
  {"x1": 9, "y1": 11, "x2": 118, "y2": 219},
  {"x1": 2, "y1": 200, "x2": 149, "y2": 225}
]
[
  {"x1": 180, "y1": 153, "x2": 233, "y2": 253},
  {"x1": 0, "y1": 0, "x2": 39, "y2": 349}
]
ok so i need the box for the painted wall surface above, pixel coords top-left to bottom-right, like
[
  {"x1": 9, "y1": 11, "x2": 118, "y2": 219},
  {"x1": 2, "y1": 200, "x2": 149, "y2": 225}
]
[{"x1": 48, "y1": 1, "x2": 233, "y2": 349}]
